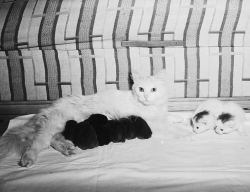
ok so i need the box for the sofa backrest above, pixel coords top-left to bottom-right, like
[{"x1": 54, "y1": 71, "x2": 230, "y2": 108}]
[{"x1": 0, "y1": 0, "x2": 250, "y2": 116}]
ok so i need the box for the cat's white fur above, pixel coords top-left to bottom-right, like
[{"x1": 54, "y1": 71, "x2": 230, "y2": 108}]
[{"x1": 0, "y1": 70, "x2": 169, "y2": 167}]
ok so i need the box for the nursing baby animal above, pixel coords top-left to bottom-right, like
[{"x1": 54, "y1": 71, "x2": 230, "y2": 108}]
[{"x1": 51, "y1": 114, "x2": 152, "y2": 154}]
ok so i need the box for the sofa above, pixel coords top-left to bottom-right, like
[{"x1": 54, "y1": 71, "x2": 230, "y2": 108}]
[{"x1": 0, "y1": 0, "x2": 250, "y2": 119}]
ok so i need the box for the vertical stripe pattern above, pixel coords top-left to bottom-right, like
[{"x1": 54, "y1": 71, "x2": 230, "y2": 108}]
[
  {"x1": 39, "y1": 0, "x2": 62, "y2": 49},
  {"x1": 219, "y1": 0, "x2": 242, "y2": 97},
  {"x1": 77, "y1": 0, "x2": 98, "y2": 49},
  {"x1": 0, "y1": 52, "x2": 11, "y2": 100},
  {"x1": 80, "y1": 49, "x2": 96, "y2": 95},
  {"x1": 184, "y1": 0, "x2": 206, "y2": 97},
  {"x1": 0, "y1": 0, "x2": 249, "y2": 102},
  {"x1": 6, "y1": 51, "x2": 26, "y2": 101},
  {"x1": 43, "y1": 50, "x2": 60, "y2": 100},
  {"x1": 1, "y1": 0, "x2": 28, "y2": 50},
  {"x1": 112, "y1": 0, "x2": 135, "y2": 89},
  {"x1": 149, "y1": 0, "x2": 171, "y2": 74}
]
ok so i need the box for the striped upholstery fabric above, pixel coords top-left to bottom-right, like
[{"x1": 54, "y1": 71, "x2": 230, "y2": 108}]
[{"x1": 0, "y1": 0, "x2": 250, "y2": 101}]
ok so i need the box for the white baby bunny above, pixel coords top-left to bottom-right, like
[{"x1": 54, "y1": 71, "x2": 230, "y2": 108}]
[
  {"x1": 215, "y1": 102, "x2": 246, "y2": 135},
  {"x1": 190, "y1": 99, "x2": 223, "y2": 134}
]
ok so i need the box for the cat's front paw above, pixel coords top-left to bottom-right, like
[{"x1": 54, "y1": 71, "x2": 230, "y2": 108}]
[
  {"x1": 19, "y1": 150, "x2": 37, "y2": 167},
  {"x1": 53, "y1": 140, "x2": 76, "y2": 156},
  {"x1": 61, "y1": 141, "x2": 76, "y2": 156}
]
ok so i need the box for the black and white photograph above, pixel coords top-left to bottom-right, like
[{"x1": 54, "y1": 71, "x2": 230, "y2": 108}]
[{"x1": 0, "y1": 0, "x2": 250, "y2": 191}]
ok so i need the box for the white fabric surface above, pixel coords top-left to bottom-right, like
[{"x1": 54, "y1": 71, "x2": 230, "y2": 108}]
[{"x1": 1, "y1": 113, "x2": 250, "y2": 192}]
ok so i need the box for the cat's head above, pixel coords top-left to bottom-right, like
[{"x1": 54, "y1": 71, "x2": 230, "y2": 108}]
[{"x1": 131, "y1": 70, "x2": 168, "y2": 106}]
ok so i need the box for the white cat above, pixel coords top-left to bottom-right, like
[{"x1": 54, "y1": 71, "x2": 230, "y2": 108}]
[{"x1": 0, "y1": 70, "x2": 169, "y2": 167}]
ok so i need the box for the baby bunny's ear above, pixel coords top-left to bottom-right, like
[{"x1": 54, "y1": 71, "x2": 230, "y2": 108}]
[{"x1": 189, "y1": 118, "x2": 194, "y2": 127}]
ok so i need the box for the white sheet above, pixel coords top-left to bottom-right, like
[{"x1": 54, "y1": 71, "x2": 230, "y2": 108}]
[{"x1": 1, "y1": 113, "x2": 250, "y2": 192}]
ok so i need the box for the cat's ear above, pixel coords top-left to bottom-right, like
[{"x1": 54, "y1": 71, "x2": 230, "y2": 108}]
[
  {"x1": 130, "y1": 71, "x2": 142, "y2": 83},
  {"x1": 154, "y1": 69, "x2": 168, "y2": 81}
]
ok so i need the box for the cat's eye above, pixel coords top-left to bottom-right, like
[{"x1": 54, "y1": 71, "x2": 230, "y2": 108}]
[
  {"x1": 151, "y1": 88, "x2": 156, "y2": 92},
  {"x1": 139, "y1": 87, "x2": 144, "y2": 92}
]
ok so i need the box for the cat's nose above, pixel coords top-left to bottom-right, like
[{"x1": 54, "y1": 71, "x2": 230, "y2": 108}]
[{"x1": 144, "y1": 94, "x2": 149, "y2": 100}]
